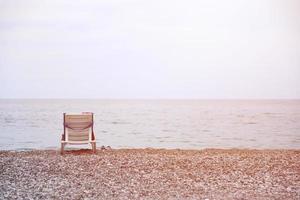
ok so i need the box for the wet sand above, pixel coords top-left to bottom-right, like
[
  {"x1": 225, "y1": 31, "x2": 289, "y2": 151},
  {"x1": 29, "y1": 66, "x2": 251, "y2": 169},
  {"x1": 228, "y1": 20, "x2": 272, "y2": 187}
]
[{"x1": 0, "y1": 148, "x2": 299, "y2": 199}]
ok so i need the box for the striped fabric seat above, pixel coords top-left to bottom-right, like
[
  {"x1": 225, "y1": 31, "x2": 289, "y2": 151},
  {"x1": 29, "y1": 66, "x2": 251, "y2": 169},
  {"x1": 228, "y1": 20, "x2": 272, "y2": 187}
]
[
  {"x1": 67, "y1": 129, "x2": 89, "y2": 141},
  {"x1": 61, "y1": 113, "x2": 96, "y2": 154}
]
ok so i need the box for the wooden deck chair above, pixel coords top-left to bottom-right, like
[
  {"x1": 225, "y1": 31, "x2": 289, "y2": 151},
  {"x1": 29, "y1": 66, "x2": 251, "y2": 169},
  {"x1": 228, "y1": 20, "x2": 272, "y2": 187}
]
[{"x1": 61, "y1": 112, "x2": 96, "y2": 154}]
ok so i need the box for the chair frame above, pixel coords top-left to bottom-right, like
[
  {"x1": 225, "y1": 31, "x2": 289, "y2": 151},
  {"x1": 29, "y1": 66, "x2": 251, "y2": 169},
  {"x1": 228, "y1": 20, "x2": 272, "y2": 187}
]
[{"x1": 61, "y1": 112, "x2": 96, "y2": 154}]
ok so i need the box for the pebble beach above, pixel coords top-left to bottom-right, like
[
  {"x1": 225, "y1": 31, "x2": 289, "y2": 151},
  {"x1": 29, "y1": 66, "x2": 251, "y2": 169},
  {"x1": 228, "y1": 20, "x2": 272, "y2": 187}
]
[{"x1": 0, "y1": 148, "x2": 299, "y2": 199}]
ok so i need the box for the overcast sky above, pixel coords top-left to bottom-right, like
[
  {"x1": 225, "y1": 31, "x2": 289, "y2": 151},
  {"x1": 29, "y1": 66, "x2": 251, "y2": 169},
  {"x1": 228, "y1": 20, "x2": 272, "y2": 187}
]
[{"x1": 0, "y1": 0, "x2": 299, "y2": 99}]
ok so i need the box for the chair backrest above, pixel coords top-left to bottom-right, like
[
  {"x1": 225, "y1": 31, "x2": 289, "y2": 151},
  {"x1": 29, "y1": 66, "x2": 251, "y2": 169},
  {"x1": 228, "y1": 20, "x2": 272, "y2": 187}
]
[{"x1": 64, "y1": 113, "x2": 93, "y2": 142}]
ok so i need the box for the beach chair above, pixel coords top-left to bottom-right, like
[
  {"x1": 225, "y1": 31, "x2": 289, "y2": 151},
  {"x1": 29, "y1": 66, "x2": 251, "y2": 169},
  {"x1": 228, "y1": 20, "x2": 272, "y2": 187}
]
[{"x1": 61, "y1": 112, "x2": 96, "y2": 154}]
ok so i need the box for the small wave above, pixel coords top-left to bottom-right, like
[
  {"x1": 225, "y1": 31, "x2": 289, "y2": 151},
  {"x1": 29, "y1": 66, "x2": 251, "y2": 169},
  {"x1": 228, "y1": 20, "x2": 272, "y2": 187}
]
[
  {"x1": 245, "y1": 122, "x2": 257, "y2": 125},
  {"x1": 14, "y1": 148, "x2": 36, "y2": 151},
  {"x1": 111, "y1": 121, "x2": 130, "y2": 124},
  {"x1": 155, "y1": 136, "x2": 171, "y2": 139},
  {"x1": 29, "y1": 124, "x2": 39, "y2": 128},
  {"x1": 130, "y1": 132, "x2": 142, "y2": 135},
  {"x1": 4, "y1": 118, "x2": 14, "y2": 123},
  {"x1": 162, "y1": 129, "x2": 175, "y2": 132},
  {"x1": 180, "y1": 140, "x2": 190, "y2": 143},
  {"x1": 263, "y1": 112, "x2": 282, "y2": 115}
]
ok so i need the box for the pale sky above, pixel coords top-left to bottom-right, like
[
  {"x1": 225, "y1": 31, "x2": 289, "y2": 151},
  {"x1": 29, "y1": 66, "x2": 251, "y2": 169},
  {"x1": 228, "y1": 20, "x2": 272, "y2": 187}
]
[{"x1": 0, "y1": 0, "x2": 299, "y2": 99}]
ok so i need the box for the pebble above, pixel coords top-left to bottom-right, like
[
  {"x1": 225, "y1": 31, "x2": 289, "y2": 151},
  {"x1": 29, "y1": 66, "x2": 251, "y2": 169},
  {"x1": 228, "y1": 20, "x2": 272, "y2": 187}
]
[{"x1": 0, "y1": 149, "x2": 299, "y2": 199}]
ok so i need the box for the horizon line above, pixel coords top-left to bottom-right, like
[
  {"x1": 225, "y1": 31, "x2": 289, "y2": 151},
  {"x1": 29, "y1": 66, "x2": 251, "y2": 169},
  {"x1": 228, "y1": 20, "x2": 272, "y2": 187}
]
[{"x1": 1, "y1": 98, "x2": 300, "y2": 101}]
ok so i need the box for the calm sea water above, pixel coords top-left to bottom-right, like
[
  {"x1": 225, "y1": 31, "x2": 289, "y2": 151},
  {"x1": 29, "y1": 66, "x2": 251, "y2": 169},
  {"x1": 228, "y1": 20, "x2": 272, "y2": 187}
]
[{"x1": 0, "y1": 99, "x2": 299, "y2": 150}]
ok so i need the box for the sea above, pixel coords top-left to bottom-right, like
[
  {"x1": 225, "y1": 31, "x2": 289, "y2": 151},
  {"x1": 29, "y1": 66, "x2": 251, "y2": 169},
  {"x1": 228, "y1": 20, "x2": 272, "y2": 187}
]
[{"x1": 0, "y1": 99, "x2": 299, "y2": 150}]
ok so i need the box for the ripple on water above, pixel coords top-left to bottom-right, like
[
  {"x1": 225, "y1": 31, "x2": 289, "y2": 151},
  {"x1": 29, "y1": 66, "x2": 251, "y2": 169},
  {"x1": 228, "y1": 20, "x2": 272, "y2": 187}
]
[
  {"x1": 245, "y1": 122, "x2": 257, "y2": 125},
  {"x1": 111, "y1": 121, "x2": 130, "y2": 124},
  {"x1": 130, "y1": 131, "x2": 142, "y2": 135}
]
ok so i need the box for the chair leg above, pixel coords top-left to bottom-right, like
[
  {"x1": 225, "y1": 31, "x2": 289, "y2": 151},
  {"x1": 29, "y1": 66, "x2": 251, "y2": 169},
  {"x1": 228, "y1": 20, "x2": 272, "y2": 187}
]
[
  {"x1": 92, "y1": 143, "x2": 96, "y2": 153},
  {"x1": 61, "y1": 143, "x2": 65, "y2": 155}
]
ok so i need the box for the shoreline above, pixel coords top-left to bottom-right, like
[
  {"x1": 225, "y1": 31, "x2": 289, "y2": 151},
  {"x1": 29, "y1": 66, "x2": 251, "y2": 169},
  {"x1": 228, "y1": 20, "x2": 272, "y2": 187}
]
[
  {"x1": 2, "y1": 146, "x2": 300, "y2": 152},
  {"x1": 1, "y1": 148, "x2": 299, "y2": 199}
]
